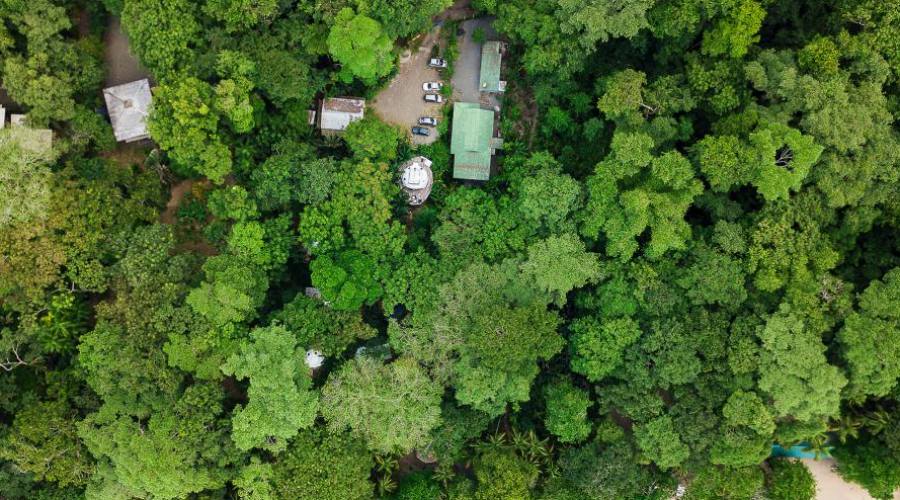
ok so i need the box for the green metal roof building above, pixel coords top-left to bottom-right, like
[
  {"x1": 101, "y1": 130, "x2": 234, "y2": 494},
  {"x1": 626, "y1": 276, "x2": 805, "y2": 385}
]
[
  {"x1": 451, "y1": 102, "x2": 502, "y2": 180},
  {"x1": 479, "y1": 41, "x2": 505, "y2": 93}
]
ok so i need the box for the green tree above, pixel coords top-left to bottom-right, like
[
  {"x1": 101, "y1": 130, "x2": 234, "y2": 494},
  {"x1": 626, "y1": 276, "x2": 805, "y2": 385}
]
[
  {"x1": 321, "y1": 356, "x2": 443, "y2": 453},
  {"x1": 327, "y1": 8, "x2": 394, "y2": 83},
  {"x1": 633, "y1": 414, "x2": 690, "y2": 469},
  {"x1": 701, "y1": 0, "x2": 766, "y2": 58},
  {"x1": 272, "y1": 293, "x2": 376, "y2": 356},
  {"x1": 570, "y1": 317, "x2": 642, "y2": 382},
  {"x1": 148, "y1": 77, "x2": 233, "y2": 183},
  {"x1": 0, "y1": 400, "x2": 94, "y2": 487},
  {"x1": 557, "y1": 0, "x2": 655, "y2": 50},
  {"x1": 757, "y1": 307, "x2": 846, "y2": 422},
  {"x1": 473, "y1": 448, "x2": 540, "y2": 500},
  {"x1": 204, "y1": 0, "x2": 279, "y2": 32},
  {"x1": 581, "y1": 133, "x2": 703, "y2": 261},
  {"x1": 454, "y1": 304, "x2": 564, "y2": 416},
  {"x1": 685, "y1": 465, "x2": 764, "y2": 500},
  {"x1": 833, "y1": 435, "x2": 900, "y2": 500},
  {"x1": 220, "y1": 325, "x2": 318, "y2": 452},
  {"x1": 357, "y1": 0, "x2": 452, "y2": 39},
  {"x1": 519, "y1": 233, "x2": 602, "y2": 306},
  {"x1": 271, "y1": 429, "x2": 374, "y2": 500},
  {"x1": 558, "y1": 439, "x2": 674, "y2": 499},
  {"x1": 343, "y1": 115, "x2": 404, "y2": 162},
  {"x1": 310, "y1": 250, "x2": 384, "y2": 310},
  {"x1": 543, "y1": 378, "x2": 592, "y2": 443},
  {"x1": 0, "y1": 127, "x2": 57, "y2": 226},
  {"x1": 838, "y1": 268, "x2": 900, "y2": 401},
  {"x1": 79, "y1": 383, "x2": 237, "y2": 499},
  {"x1": 122, "y1": 0, "x2": 200, "y2": 75},
  {"x1": 711, "y1": 390, "x2": 775, "y2": 466},
  {"x1": 767, "y1": 459, "x2": 815, "y2": 500}
]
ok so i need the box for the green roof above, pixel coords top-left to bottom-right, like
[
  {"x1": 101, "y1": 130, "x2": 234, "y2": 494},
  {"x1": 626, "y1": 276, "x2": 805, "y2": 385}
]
[
  {"x1": 479, "y1": 41, "x2": 503, "y2": 93},
  {"x1": 451, "y1": 102, "x2": 495, "y2": 180}
]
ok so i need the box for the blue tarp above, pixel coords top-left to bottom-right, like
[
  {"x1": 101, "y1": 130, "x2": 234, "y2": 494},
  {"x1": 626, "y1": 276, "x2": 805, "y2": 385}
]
[{"x1": 771, "y1": 443, "x2": 832, "y2": 459}]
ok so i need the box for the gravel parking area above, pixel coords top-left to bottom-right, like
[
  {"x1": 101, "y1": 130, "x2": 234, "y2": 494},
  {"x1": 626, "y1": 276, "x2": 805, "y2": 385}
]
[
  {"x1": 452, "y1": 18, "x2": 499, "y2": 109},
  {"x1": 371, "y1": 28, "x2": 445, "y2": 145}
]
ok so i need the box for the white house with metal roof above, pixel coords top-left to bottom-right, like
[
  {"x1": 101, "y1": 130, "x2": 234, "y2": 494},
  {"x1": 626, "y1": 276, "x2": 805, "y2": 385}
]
[
  {"x1": 318, "y1": 97, "x2": 365, "y2": 134},
  {"x1": 103, "y1": 78, "x2": 152, "y2": 143}
]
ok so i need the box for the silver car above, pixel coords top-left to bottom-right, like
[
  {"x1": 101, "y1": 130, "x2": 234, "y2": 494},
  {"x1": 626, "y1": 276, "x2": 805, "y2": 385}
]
[
  {"x1": 428, "y1": 58, "x2": 448, "y2": 68},
  {"x1": 418, "y1": 116, "x2": 438, "y2": 126},
  {"x1": 424, "y1": 94, "x2": 444, "y2": 103}
]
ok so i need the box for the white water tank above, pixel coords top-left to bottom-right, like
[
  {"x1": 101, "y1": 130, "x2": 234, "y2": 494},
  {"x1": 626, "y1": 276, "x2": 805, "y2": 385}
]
[{"x1": 304, "y1": 350, "x2": 325, "y2": 369}]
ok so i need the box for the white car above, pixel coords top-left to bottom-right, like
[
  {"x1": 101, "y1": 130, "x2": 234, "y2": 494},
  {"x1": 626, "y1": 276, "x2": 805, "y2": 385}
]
[
  {"x1": 422, "y1": 82, "x2": 443, "y2": 92},
  {"x1": 418, "y1": 116, "x2": 438, "y2": 126},
  {"x1": 428, "y1": 58, "x2": 448, "y2": 69},
  {"x1": 424, "y1": 94, "x2": 444, "y2": 103}
]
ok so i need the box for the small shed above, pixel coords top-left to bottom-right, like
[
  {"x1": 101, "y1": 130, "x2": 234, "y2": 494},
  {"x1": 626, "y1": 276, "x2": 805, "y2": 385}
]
[
  {"x1": 103, "y1": 79, "x2": 152, "y2": 143},
  {"x1": 451, "y1": 102, "x2": 501, "y2": 181},
  {"x1": 479, "y1": 41, "x2": 505, "y2": 93},
  {"x1": 399, "y1": 156, "x2": 434, "y2": 205},
  {"x1": 319, "y1": 97, "x2": 365, "y2": 134}
]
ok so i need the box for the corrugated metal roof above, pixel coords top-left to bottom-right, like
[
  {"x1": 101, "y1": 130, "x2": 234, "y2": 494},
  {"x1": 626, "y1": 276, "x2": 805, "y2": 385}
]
[
  {"x1": 319, "y1": 97, "x2": 365, "y2": 131},
  {"x1": 103, "y1": 79, "x2": 152, "y2": 143},
  {"x1": 451, "y1": 102, "x2": 494, "y2": 180},
  {"x1": 479, "y1": 41, "x2": 503, "y2": 93}
]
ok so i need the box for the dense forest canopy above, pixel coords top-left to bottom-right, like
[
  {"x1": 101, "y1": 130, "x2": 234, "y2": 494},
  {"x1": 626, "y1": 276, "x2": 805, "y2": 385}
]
[{"x1": 0, "y1": 0, "x2": 899, "y2": 498}]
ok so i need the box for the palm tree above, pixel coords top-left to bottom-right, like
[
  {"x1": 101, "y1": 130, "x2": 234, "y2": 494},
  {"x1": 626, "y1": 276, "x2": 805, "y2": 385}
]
[
  {"x1": 830, "y1": 414, "x2": 862, "y2": 444},
  {"x1": 803, "y1": 433, "x2": 831, "y2": 459},
  {"x1": 862, "y1": 407, "x2": 891, "y2": 436}
]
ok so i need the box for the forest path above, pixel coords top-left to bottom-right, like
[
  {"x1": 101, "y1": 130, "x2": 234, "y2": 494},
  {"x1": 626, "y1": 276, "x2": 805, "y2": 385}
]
[
  {"x1": 159, "y1": 179, "x2": 195, "y2": 225},
  {"x1": 104, "y1": 17, "x2": 152, "y2": 87}
]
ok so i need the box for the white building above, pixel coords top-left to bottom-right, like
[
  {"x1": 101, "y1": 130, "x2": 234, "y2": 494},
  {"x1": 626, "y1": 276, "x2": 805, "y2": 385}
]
[
  {"x1": 399, "y1": 156, "x2": 434, "y2": 206},
  {"x1": 318, "y1": 97, "x2": 365, "y2": 134},
  {"x1": 103, "y1": 79, "x2": 152, "y2": 143}
]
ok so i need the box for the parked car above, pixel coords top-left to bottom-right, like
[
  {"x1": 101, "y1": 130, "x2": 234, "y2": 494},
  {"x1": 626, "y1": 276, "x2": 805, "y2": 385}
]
[
  {"x1": 424, "y1": 94, "x2": 444, "y2": 103},
  {"x1": 411, "y1": 126, "x2": 430, "y2": 136},
  {"x1": 418, "y1": 116, "x2": 438, "y2": 126},
  {"x1": 428, "y1": 58, "x2": 448, "y2": 69},
  {"x1": 422, "y1": 82, "x2": 443, "y2": 92}
]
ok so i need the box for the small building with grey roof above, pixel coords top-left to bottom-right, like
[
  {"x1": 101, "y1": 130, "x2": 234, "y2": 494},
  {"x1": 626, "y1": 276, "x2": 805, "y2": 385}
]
[
  {"x1": 318, "y1": 97, "x2": 365, "y2": 134},
  {"x1": 479, "y1": 41, "x2": 506, "y2": 93},
  {"x1": 103, "y1": 78, "x2": 152, "y2": 143}
]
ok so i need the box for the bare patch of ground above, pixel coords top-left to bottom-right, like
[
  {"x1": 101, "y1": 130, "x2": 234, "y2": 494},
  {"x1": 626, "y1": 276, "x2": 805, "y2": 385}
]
[
  {"x1": 100, "y1": 141, "x2": 149, "y2": 168},
  {"x1": 438, "y1": 0, "x2": 475, "y2": 22},
  {"x1": 371, "y1": 28, "x2": 446, "y2": 146}
]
